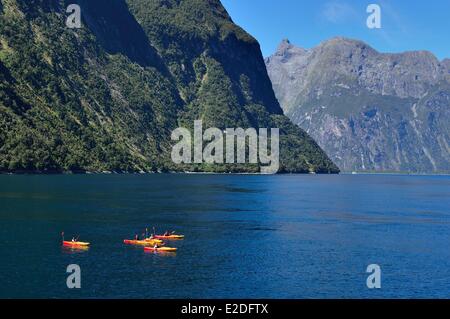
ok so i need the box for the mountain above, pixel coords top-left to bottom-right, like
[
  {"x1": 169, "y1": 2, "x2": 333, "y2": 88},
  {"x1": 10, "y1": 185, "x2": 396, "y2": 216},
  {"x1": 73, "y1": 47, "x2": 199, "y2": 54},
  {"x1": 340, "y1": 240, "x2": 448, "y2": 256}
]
[
  {"x1": 266, "y1": 38, "x2": 450, "y2": 173},
  {"x1": 0, "y1": 0, "x2": 338, "y2": 174}
]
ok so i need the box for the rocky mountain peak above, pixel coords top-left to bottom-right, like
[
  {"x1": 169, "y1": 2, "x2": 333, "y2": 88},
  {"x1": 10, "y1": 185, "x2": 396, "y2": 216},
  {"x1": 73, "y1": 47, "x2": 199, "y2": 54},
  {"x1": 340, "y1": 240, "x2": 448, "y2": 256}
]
[
  {"x1": 268, "y1": 38, "x2": 308, "y2": 64},
  {"x1": 320, "y1": 36, "x2": 370, "y2": 47},
  {"x1": 314, "y1": 37, "x2": 378, "y2": 61},
  {"x1": 266, "y1": 37, "x2": 450, "y2": 173},
  {"x1": 276, "y1": 39, "x2": 292, "y2": 52}
]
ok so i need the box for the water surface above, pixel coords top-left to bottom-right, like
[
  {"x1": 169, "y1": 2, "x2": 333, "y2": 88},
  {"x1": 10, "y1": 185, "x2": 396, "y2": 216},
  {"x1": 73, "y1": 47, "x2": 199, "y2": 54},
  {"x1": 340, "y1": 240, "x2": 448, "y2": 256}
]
[{"x1": 0, "y1": 174, "x2": 449, "y2": 298}]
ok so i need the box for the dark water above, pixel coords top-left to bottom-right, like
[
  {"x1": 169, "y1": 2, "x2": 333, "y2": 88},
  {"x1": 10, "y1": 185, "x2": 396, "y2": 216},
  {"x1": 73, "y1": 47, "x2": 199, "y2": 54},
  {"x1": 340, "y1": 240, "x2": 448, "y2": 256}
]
[{"x1": 0, "y1": 174, "x2": 449, "y2": 299}]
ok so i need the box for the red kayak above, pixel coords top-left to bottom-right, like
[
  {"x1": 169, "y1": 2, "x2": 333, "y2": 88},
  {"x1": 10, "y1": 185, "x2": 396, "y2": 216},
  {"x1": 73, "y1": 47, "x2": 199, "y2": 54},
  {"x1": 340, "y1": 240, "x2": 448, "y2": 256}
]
[{"x1": 63, "y1": 241, "x2": 90, "y2": 247}]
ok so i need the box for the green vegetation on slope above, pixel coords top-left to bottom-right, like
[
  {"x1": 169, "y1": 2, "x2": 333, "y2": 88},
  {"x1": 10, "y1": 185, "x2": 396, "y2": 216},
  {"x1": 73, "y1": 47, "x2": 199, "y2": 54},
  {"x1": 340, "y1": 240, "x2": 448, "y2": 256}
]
[{"x1": 0, "y1": 0, "x2": 339, "y2": 173}]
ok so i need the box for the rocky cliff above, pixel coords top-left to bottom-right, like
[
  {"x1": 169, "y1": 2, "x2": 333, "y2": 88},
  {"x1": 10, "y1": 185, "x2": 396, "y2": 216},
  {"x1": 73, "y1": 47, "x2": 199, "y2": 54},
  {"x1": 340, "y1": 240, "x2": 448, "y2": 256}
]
[{"x1": 266, "y1": 38, "x2": 450, "y2": 173}]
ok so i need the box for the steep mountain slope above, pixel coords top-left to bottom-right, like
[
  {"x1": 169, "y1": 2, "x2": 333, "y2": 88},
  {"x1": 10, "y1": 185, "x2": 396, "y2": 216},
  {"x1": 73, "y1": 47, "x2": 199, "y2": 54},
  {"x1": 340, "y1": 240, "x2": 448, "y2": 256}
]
[
  {"x1": 266, "y1": 38, "x2": 450, "y2": 173},
  {"x1": 0, "y1": 0, "x2": 338, "y2": 173},
  {"x1": 0, "y1": 0, "x2": 182, "y2": 173}
]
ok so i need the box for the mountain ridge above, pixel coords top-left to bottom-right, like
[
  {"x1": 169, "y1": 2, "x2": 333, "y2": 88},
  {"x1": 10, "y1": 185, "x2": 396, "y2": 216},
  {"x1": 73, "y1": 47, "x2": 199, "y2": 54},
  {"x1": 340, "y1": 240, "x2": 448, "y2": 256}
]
[
  {"x1": 0, "y1": 0, "x2": 338, "y2": 174},
  {"x1": 270, "y1": 37, "x2": 447, "y2": 62},
  {"x1": 266, "y1": 37, "x2": 450, "y2": 173}
]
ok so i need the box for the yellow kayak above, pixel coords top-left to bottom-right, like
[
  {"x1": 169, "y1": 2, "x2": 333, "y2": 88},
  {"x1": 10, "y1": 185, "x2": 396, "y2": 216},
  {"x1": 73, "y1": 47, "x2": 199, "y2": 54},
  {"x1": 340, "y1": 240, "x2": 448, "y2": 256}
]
[
  {"x1": 123, "y1": 239, "x2": 163, "y2": 245},
  {"x1": 154, "y1": 234, "x2": 184, "y2": 240},
  {"x1": 145, "y1": 237, "x2": 163, "y2": 244},
  {"x1": 144, "y1": 246, "x2": 177, "y2": 252}
]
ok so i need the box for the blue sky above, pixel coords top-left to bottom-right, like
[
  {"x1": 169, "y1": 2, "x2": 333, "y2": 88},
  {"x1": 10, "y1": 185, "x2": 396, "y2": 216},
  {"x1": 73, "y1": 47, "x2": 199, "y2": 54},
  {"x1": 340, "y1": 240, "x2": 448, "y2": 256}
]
[{"x1": 221, "y1": 0, "x2": 450, "y2": 60}]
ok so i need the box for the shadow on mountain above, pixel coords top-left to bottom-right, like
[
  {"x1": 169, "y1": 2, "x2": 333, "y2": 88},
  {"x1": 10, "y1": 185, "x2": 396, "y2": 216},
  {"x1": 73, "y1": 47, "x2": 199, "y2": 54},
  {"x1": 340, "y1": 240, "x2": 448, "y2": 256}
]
[
  {"x1": 0, "y1": 61, "x2": 32, "y2": 114},
  {"x1": 77, "y1": 0, "x2": 164, "y2": 70}
]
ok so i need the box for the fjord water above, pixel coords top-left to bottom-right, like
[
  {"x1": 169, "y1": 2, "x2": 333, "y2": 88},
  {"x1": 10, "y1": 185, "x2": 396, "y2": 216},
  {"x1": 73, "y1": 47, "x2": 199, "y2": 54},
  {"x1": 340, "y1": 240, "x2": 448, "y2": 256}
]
[{"x1": 0, "y1": 174, "x2": 449, "y2": 299}]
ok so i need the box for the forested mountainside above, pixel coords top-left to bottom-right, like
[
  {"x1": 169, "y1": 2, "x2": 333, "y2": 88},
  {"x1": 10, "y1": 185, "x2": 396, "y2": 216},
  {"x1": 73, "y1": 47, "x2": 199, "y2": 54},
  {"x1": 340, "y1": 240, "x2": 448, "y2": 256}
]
[{"x1": 0, "y1": 0, "x2": 338, "y2": 173}]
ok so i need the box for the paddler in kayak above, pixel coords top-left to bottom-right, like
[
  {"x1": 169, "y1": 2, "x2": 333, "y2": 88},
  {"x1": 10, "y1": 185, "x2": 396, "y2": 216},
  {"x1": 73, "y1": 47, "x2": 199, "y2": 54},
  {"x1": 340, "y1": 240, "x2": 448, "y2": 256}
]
[{"x1": 61, "y1": 232, "x2": 90, "y2": 248}]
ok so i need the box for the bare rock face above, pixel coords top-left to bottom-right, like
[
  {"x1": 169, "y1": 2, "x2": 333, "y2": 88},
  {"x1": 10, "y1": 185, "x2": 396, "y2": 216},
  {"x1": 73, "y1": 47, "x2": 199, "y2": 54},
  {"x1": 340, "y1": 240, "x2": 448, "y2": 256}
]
[{"x1": 266, "y1": 37, "x2": 450, "y2": 173}]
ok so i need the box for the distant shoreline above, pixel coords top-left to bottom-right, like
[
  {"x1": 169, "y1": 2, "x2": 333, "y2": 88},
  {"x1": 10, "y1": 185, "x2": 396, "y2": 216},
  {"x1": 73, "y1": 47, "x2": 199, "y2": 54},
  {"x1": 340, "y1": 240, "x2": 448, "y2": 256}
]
[
  {"x1": 1, "y1": 170, "x2": 449, "y2": 176},
  {"x1": 341, "y1": 172, "x2": 450, "y2": 177},
  {"x1": 0, "y1": 171, "x2": 337, "y2": 176}
]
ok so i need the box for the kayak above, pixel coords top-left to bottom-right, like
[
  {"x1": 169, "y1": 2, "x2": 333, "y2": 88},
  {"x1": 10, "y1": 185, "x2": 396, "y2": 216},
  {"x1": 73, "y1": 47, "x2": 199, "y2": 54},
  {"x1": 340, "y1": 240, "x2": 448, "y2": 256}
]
[
  {"x1": 63, "y1": 241, "x2": 90, "y2": 247},
  {"x1": 144, "y1": 246, "x2": 177, "y2": 252},
  {"x1": 124, "y1": 239, "x2": 163, "y2": 245},
  {"x1": 123, "y1": 239, "x2": 163, "y2": 245},
  {"x1": 154, "y1": 234, "x2": 184, "y2": 240},
  {"x1": 145, "y1": 238, "x2": 163, "y2": 244}
]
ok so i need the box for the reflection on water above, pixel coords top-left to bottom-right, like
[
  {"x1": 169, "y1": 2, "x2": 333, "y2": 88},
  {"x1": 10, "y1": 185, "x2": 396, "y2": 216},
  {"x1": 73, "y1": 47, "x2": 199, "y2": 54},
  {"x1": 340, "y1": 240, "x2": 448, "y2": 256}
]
[
  {"x1": 144, "y1": 251, "x2": 177, "y2": 257},
  {"x1": 62, "y1": 246, "x2": 90, "y2": 254},
  {"x1": 0, "y1": 174, "x2": 449, "y2": 298}
]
